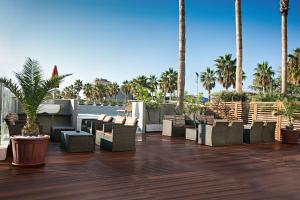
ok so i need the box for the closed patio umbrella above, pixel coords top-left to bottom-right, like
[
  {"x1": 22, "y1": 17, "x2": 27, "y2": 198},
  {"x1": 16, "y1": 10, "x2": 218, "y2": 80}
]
[
  {"x1": 51, "y1": 65, "x2": 59, "y2": 88},
  {"x1": 51, "y1": 65, "x2": 59, "y2": 99}
]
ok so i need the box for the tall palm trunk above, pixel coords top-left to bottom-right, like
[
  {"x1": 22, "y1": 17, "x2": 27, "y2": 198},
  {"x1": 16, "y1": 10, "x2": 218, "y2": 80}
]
[
  {"x1": 177, "y1": 0, "x2": 185, "y2": 114},
  {"x1": 125, "y1": 92, "x2": 128, "y2": 103},
  {"x1": 208, "y1": 89, "x2": 211, "y2": 102},
  {"x1": 235, "y1": 0, "x2": 243, "y2": 94},
  {"x1": 280, "y1": 0, "x2": 289, "y2": 95}
]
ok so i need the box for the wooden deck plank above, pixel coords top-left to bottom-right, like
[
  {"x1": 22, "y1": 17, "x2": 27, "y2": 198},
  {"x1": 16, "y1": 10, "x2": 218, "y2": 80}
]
[{"x1": 1, "y1": 134, "x2": 300, "y2": 200}]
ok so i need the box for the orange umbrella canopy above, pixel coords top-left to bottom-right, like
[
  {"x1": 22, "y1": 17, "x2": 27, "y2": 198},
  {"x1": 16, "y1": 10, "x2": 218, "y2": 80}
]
[{"x1": 51, "y1": 65, "x2": 59, "y2": 88}]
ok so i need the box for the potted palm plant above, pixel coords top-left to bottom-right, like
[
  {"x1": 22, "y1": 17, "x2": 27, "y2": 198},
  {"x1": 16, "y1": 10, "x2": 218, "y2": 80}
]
[
  {"x1": 273, "y1": 97, "x2": 300, "y2": 144},
  {"x1": 0, "y1": 58, "x2": 70, "y2": 166}
]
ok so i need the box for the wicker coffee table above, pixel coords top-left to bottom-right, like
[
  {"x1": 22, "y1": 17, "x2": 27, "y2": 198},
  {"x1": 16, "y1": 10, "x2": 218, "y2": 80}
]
[{"x1": 61, "y1": 131, "x2": 95, "y2": 152}]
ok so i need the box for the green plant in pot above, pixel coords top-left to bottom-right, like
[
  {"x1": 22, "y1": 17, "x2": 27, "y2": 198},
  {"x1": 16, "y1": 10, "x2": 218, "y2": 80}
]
[
  {"x1": 0, "y1": 58, "x2": 71, "y2": 166},
  {"x1": 184, "y1": 95, "x2": 202, "y2": 128},
  {"x1": 272, "y1": 97, "x2": 300, "y2": 144}
]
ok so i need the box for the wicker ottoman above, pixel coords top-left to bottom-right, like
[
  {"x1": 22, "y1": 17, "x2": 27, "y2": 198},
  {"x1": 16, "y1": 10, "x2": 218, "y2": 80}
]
[
  {"x1": 185, "y1": 128, "x2": 198, "y2": 141},
  {"x1": 50, "y1": 126, "x2": 75, "y2": 142},
  {"x1": 61, "y1": 131, "x2": 95, "y2": 152}
]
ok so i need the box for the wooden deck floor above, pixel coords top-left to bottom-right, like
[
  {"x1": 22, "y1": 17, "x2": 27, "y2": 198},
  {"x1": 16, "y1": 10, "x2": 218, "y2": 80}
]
[{"x1": 1, "y1": 134, "x2": 300, "y2": 200}]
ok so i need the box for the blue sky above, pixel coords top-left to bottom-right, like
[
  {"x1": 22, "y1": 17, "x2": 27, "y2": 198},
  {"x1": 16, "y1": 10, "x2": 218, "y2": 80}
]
[{"x1": 0, "y1": 0, "x2": 299, "y2": 97}]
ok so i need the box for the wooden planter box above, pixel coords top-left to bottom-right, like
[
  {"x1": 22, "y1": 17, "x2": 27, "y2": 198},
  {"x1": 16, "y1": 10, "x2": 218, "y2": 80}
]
[{"x1": 281, "y1": 129, "x2": 299, "y2": 144}]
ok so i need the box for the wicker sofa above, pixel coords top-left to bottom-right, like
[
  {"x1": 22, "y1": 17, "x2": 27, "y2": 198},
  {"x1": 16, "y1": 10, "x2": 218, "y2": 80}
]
[
  {"x1": 99, "y1": 117, "x2": 138, "y2": 151},
  {"x1": 198, "y1": 120, "x2": 244, "y2": 146},
  {"x1": 162, "y1": 115, "x2": 194, "y2": 137},
  {"x1": 243, "y1": 120, "x2": 276, "y2": 144}
]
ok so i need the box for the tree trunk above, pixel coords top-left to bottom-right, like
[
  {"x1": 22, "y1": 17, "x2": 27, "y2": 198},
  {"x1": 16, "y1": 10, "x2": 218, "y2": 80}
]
[
  {"x1": 235, "y1": 0, "x2": 243, "y2": 94},
  {"x1": 176, "y1": 0, "x2": 186, "y2": 114},
  {"x1": 208, "y1": 89, "x2": 211, "y2": 102},
  {"x1": 281, "y1": 14, "x2": 288, "y2": 95}
]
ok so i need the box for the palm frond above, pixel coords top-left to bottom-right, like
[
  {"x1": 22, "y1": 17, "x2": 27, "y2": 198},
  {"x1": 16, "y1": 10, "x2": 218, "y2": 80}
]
[{"x1": 0, "y1": 78, "x2": 23, "y2": 100}]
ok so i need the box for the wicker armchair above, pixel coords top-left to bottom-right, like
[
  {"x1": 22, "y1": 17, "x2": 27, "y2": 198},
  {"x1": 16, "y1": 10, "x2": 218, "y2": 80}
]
[
  {"x1": 162, "y1": 115, "x2": 194, "y2": 137},
  {"x1": 228, "y1": 120, "x2": 244, "y2": 145},
  {"x1": 95, "y1": 116, "x2": 125, "y2": 145},
  {"x1": 100, "y1": 117, "x2": 137, "y2": 151},
  {"x1": 243, "y1": 121, "x2": 264, "y2": 144},
  {"x1": 262, "y1": 121, "x2": 276, "y2": 143}
]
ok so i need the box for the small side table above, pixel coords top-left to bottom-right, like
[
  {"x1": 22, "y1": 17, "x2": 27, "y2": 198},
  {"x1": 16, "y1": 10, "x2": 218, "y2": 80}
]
[{"x1": 185, "y1": 128, "x2": 198, "y2": 141}]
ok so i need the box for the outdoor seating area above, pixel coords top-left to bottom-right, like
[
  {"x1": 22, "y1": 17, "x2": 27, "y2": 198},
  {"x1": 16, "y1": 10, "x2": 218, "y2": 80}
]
[
  {"x1": 1, "y1": 134, "x2": 300, "y2": 199},
  {"x1": 161, "y1": 114, "x2": 277, "y2": 147},
  {"x1": 1, "y1": 0, "x2": 300, "y2": 199},
  {"x1": 81, "y1": 115, "x2": 138, "y2": 151}
]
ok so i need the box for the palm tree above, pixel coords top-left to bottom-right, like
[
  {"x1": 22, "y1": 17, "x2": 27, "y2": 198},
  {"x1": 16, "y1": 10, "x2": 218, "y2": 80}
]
[
  {"x1": 135, "y1": 75, "x2": 148, "y2": 88},
  {"x1": 74, "y1": 79, "x2": 83, "y2": 98},
  {"x1": 159, "y1": 68, "x2": 178, "y2": 102},
  {"x1": 62, "y1": 85, "x2": 77, "y2": 99},
  {"x1": 93, "y1": 83, "x2": 107, "y2": 104},
  {"x1": 288, "y1": 48, "x2": 300, "y2": 85},
  {"x1": 214, "y1": 54, "x2": 236, "y2": 90},
  {"x1": 147, "y1": 75, "x2": 158, "y2": 99},
  {"x1": 107, "y1": 82, "x2": 119, "y2": 100},
  {"x1": 177, "y1": 0, "x2": 186, "y2": 114},
  {"x1": 83, "y1": 83, "x2": 93, "y2": 102},
  {"x1": 0, "y1": 58, "x2": 70, "y2": 135},
  {"x1": 235, "y1": 0, "x2": 243, "y2": 94},
  {"x1": 280, "y1": 0, "x2": 289, "y2": 94},
  {"x1": 200, "y1": 67, "x2": 216, "y2": 102},
  {"x1": 253, "y1": 62, "x2": 275, "y2": 94},
  {"x1": 129, "y1": 75, "x2": 148, "y2": 99},
  {"x1": 121, "y1": 80, "x2": 131, "y2": 102}
]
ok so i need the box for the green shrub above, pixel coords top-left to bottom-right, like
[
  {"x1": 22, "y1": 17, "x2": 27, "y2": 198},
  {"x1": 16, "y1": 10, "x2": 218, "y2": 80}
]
[
  {"x1": 212, "y1": 91, "x2": 248, "y2": 102},
  {"x1": 251, "y1": 92, "x2": 281, "y2": 102}
]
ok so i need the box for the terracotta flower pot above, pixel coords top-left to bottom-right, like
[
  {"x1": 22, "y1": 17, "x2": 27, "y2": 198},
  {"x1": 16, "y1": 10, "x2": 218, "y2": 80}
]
[
  {"x1": 11, "y1": 135, "x2": 50, "y2": 166},
  {"x1": 281, "y1": 129, "x2": 299, "y2": 144}
]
